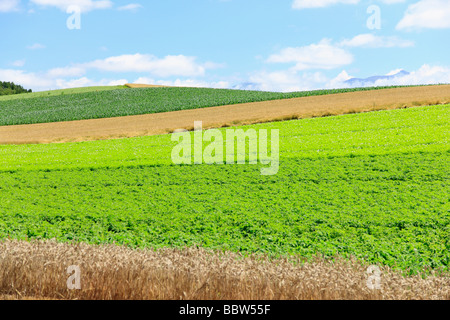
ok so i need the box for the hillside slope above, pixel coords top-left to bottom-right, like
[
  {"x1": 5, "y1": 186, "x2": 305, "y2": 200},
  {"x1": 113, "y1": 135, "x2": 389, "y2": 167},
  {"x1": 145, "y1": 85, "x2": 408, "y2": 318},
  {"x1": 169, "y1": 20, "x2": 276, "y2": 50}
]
[
  {"x1": 1, "y1": 85, "x2": 446, "y2": 127},
  {"x1": 1, "y1": 85, "x2": 449, "y2": 144},
  {"x1": 1, "y1": 104, "x2": 449, "y2": 276}
]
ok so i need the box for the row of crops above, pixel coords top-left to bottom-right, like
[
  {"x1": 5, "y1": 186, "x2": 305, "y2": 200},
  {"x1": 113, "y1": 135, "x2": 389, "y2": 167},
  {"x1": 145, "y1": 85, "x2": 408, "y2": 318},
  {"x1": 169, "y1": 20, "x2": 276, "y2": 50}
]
[
  {"x1": 0, "y1": 104, "x2": 449, "y2": 275},
  {"x1": 0, "y1": 85, "x2": 419, "y2": 126}
]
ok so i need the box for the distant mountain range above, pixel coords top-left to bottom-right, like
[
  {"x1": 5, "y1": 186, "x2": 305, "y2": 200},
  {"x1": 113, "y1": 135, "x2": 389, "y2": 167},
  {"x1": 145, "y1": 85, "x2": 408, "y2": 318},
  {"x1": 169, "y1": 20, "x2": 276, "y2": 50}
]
[
  {"x1": 232, "y1": 70, "x2": 411, "y2": 92},
  {"x1": 345, "y1": 70, "x2": 410, "y2": 86}
]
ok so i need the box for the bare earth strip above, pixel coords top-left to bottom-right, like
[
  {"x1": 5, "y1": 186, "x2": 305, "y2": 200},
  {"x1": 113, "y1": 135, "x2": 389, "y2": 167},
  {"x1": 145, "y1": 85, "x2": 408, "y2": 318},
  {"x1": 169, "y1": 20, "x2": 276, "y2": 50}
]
[
  {"x1": 0, "y1": 240, "x2": 448, "y2": 300},
  {"x1": 1, "y1": 85, "x2": 449, "y2": 144}
]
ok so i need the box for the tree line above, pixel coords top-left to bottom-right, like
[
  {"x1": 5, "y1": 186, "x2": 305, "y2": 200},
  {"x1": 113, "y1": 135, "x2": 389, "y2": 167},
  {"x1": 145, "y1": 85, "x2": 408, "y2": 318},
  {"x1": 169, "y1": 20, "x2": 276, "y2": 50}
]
[{"x1": 0, "y1": 81, "x2": 32, "y2": 96}]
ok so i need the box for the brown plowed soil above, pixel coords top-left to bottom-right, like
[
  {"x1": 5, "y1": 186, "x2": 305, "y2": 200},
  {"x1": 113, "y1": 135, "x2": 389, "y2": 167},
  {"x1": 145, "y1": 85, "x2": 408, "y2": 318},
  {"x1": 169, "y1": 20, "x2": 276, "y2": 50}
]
[{"x1": 1, "y1": 85, "x2": 449, "y2": 144}]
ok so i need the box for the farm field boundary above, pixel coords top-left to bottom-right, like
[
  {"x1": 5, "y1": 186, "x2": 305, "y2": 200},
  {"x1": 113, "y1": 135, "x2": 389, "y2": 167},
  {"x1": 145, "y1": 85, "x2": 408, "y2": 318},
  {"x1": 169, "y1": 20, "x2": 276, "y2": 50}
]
[
  {"x1": 0, "y1": 85, "x2": 431, "y2": 127},
  {"x1": 1, "y1": 84, "x2": 449, "y2": 144},
  {"x1": 1, "y1": 105, "x2": 449, "y2": 275},
  {"x1": 1, "y1": 105, "x2": 449, "y2": 299}
]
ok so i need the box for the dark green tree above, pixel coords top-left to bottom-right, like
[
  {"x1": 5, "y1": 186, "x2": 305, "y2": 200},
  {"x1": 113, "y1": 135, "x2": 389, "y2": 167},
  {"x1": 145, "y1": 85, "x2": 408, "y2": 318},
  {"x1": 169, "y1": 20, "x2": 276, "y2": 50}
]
[{"x1": 0, "y1": 81, "x2": 32, "y2": 96}]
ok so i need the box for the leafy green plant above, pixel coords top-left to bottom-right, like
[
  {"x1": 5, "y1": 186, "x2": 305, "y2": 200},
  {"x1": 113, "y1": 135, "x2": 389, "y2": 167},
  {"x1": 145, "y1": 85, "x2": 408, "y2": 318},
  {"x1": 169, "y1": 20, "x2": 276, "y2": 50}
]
[{"x1": 0, "y1": 104, "x2": 449, "y2": 276}]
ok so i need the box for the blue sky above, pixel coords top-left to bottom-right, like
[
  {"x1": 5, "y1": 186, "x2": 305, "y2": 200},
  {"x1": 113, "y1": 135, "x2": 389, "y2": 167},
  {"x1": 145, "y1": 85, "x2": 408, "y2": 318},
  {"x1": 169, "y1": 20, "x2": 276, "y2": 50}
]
[{"x1": 0, "y1": 0, "x2": 449, "y2": 92}]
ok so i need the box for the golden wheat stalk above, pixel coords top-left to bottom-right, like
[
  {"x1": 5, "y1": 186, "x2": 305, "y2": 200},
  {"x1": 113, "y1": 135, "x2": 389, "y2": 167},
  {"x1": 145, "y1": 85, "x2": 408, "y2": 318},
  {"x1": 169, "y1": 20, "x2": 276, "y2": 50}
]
[{"x1": 0, "y1": 240, "x2": 448, "y2": 300}]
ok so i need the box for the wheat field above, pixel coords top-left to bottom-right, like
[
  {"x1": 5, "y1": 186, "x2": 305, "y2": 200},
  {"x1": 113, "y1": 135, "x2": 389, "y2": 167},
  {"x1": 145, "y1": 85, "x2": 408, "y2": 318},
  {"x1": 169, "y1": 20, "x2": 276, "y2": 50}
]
[
  {"x1": 1, "y1": 85, "x2": 449, "y2": 144},
  {"x1": 0, "y1": 240, "x2": 448, "y2": 300}
]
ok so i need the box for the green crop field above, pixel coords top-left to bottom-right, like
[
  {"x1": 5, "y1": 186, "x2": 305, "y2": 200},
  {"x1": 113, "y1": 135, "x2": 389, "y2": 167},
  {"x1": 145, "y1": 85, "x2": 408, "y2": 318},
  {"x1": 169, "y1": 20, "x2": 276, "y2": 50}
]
[
  {"x1": 0, "y1": 85, "x2": 127, "y2": 102},
  {"x1": 0, "y1": 85, "x2": 418, "y2": 126},
  {"x1": 0, "y1": 104, "x2": 447, "y2": 171},
  {"x1": 0, "y1": 104, "x2": 449, "y2": 275}
]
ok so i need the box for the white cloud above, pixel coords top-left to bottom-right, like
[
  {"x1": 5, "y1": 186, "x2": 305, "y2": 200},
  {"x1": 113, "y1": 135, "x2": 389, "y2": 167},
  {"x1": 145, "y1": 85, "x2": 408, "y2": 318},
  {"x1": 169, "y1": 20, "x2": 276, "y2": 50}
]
[
  {"x1": 252, "y1": 34, "x2": 417, "y2": 91},
  {"x1": 0, "y1": 67, "x2": 129, "y2": 91},
  {"x1": 386, "y1": 68, "x2": 404, "y2": 76},
  {"x1": 267, "y1": 39, "x2": 353, "y2": 71},
  {"x1": 117, "y1": 3, "x2": 142, "y2": 12},
  {"x1": 32, "y1": 54, "x2": 218, "y2": 80},
  {"x1": 133, "y1": 77, "x2": 230, "y2": 89},
  {"x1": 0, "y1": 53, "x2": 222, "y2": 91},
  {"x1": 327, "y1": 64, "x2": 450, "y2": 88},
  {"x1": 292, "y1": 0, "x2": 407, "y2": 9},
  {"x1": 235, "y1": 63, "x2": 450, "y2": 92},
  {"x1": 106, "y1": 79, "x2": 128, "y2": 86},
  {"x1": 4, "y1": 62, "x2": 449, "y2": 93},
  {"x1": 30, "y1": 0, "x2": 112, "y2": 12},
  {"x1": 46, "y1": 66, "x2": 86, "y2": 78},
  {"x1": 340, "y1": 33, "x2": 414, "y2": 48},
  {"x1": 292, "y1": 0, "x2": 359, "y2": 10},
  {"x1": 84, "y1": 54, "x2": 213, "y2": 77},
  {"x1": 325, "y1": 70, "x2": 353, "y2": 88},
  {"x1": 54, "y1": 77, "x2": 93, "y2": 89},
  {"x1": 0, "y1": 69, "x2": 54, "y2": 90},
  {"x1": 374, "y1": 64, "x2": 450, "y2": 86},
  {"x1": 235, "y1": 70, "x2": 328, "y2": 92},
  {"x1": 0, "y1": 0, "x2": 20, "y2": 12},
  {"x1": 396, "y1": 0, "x2": 450, "y2": 30},
  {"x1": 54, "y1": 77, "x2": 128, "y2": 89},
  {"x1": 26, "y1": 43, "x2": 45, "y2": 50}
]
